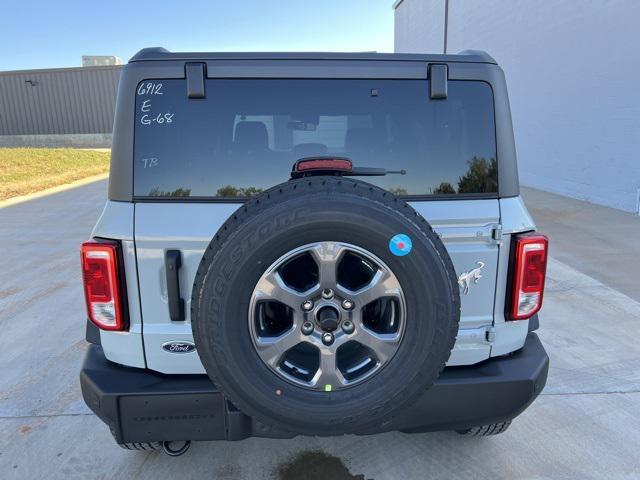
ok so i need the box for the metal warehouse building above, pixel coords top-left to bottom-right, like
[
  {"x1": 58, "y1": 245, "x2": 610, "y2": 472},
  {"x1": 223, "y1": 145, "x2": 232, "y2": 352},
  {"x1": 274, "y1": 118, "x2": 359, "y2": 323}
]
[
  {"x1": 0, "y1": 65, "x2": 120, "y2": 148},
  {"x1": 394, "y1": 0, "x2": 640, "y2": 213}
]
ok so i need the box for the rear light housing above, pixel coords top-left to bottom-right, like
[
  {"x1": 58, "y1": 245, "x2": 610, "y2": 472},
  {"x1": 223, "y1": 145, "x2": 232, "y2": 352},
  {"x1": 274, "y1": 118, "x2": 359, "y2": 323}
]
[
  {"x1": 291, "y1": 157, "x2": 353, "y2": 177},
  {"x1": 81, "y1": 239, "x2": 127, "y2": 331},
  {"x1": 508, "y1": 232, "x2": 549, "y2": 321}
]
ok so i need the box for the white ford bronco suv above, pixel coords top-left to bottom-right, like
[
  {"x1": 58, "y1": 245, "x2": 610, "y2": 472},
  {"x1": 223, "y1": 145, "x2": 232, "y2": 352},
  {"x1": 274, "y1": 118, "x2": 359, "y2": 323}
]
[{"x1": 80, "y1": 48, "x2": 549, "y2": 455}]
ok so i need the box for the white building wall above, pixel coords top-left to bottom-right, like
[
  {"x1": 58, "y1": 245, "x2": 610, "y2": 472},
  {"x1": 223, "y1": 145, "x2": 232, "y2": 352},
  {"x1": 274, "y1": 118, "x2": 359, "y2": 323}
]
[
  {"x1": 394, "y1": 0, "x2": 640, "y2": 213},
  {"x1": 394, "y1": 0, "x2": 445, "y2": 54}
]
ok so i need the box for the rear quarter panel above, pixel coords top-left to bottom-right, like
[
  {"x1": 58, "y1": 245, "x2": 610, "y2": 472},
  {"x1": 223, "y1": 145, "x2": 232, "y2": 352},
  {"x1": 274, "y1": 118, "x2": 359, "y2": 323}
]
[{"x1": 90, "y1": 201, "x2": 145, "y2": 367}]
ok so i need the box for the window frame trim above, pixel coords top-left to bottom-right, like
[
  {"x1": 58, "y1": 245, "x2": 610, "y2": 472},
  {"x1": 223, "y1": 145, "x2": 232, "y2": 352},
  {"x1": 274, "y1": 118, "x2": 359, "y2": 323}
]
[{"x1": 132, "y1": 77, "x2": 499, "y2": 203}]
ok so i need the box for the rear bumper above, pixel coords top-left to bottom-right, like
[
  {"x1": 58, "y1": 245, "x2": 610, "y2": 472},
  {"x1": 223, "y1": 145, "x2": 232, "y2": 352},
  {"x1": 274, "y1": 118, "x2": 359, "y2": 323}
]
[{"x1": 80, "y1": 332, "x2": 548, "y2": 443}]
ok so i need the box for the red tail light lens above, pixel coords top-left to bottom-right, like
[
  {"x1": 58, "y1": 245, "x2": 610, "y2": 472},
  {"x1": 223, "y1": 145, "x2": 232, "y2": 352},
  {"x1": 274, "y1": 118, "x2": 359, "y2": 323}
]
[
  {"x1": 294, "y1": 158, "x2": 353, "y2": 172},
  {"x1": 81, "y1": 240, "x2": 126, "y2": 331},
  {"x1": 509, "y1": 233, "x2": 549, "y2": 321}
]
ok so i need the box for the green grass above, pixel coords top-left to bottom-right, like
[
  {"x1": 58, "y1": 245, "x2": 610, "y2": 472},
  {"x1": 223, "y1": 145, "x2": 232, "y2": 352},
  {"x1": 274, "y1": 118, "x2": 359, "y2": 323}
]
[{"x1": 0, "y1": 148, "x2": 110, "y2": 200}]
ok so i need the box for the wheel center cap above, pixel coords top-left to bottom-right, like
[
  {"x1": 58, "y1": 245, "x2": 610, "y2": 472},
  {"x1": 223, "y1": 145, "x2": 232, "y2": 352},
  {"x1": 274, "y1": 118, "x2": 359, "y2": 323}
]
[{"x1": 316, "y1": 306, "x2": 340, "y2": 332}]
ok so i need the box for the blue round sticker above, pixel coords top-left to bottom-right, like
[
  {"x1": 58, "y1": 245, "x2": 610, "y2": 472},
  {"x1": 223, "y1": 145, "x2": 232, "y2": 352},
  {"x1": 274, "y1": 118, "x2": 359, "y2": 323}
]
[{"x1": 389, "y1": 234, "x2": 412, "y2": 256}]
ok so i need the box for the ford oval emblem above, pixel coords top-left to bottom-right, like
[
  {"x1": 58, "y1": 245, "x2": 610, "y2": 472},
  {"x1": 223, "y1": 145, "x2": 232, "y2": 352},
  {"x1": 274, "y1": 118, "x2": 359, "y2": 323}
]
[{"x1": 162, "y1": 341, "x2": 196, "y2": 354}]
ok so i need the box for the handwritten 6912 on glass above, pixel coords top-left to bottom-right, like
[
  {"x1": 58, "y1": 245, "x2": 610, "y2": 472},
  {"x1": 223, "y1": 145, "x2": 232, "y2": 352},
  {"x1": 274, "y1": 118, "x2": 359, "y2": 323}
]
[{"x1": 137, "y1": 82, "x2": 175, "y2": 126}]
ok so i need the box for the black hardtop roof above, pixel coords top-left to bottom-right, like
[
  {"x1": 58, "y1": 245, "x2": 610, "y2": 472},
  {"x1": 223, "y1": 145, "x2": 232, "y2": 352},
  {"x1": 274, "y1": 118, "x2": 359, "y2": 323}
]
[
  {"x1": 129, "y1": 47, "x2": 496, "y2": 64},
  {"x1": 108, "y1": 46, "x2": 520, "y2": 203}
]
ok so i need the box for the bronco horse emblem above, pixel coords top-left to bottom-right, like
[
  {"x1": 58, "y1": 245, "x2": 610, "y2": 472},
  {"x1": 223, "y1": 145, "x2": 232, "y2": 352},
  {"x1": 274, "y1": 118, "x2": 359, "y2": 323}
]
[{"x1": 457, "y1": 261, "x2": 485, "y2": 295}]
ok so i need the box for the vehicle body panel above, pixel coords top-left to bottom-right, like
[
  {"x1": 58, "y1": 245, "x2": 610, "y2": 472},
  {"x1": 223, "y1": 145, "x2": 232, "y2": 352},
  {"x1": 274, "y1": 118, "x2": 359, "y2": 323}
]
[
  {"x1": 89, "y1": 51, "x2": 536, "y2": 373},
  {"x1": 80, "y1": 49, "x2": 550, "y2": 443},
  {"x1": 91, "y1": 195, "x2": 537, "y2": 372},
  {"x1": 134, "y1": 199, "x2": 505, "y2": 373},
  {"x1": 491, "y1": 196, "x2": 537, "y2": 356},
  {"x1": 108, "y1": 57, "x2": 519, "y2": 201},
  {"x1": 90, "y1": 201, "x2": 145, "y2": 367}
]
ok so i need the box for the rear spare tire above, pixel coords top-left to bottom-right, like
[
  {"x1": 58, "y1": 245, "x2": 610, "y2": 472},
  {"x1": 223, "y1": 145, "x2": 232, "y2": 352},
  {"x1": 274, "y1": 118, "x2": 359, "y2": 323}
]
[{"x1": 191, "y1": 177, "x2": 460, "y2": 435}]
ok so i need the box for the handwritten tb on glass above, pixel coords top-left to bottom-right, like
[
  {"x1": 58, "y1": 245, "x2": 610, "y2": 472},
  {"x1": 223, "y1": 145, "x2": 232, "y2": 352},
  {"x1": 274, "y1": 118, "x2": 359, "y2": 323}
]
[{"x1": 137, "y1": 82, "x2": 175, "y2": 126}]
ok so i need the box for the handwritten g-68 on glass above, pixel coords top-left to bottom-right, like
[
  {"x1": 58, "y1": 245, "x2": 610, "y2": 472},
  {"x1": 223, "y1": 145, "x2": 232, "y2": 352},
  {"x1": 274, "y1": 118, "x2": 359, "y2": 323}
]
[{"x1": 137, "y1": 82, "x2": 175, "y2": 126}]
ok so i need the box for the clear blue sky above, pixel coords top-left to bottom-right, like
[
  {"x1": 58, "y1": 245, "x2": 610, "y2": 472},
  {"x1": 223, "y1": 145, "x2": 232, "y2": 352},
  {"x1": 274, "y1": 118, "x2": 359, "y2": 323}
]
[{"x1": 1, "y1": 0, "x2": 395, "y2": 71}]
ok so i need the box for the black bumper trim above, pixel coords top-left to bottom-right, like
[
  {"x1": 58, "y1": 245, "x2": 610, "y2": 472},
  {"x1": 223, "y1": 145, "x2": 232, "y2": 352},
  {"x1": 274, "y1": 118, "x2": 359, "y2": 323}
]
[
  {"x1": 80, "y1": 333, "x2": 548, "y2": 443},
  {"x1": 85, "y1": 318, "x2": 101, "y2": 345}
]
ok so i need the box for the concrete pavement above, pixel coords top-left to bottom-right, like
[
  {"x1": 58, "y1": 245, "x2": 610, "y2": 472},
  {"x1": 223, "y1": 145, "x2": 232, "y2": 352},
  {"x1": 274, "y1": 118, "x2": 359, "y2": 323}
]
[
  {"x1": 1, "y1": 180, "x2": 639, "y2": 479},
  {"x1": 522, "y1": 186, "x2": 640, "y2": 302}
]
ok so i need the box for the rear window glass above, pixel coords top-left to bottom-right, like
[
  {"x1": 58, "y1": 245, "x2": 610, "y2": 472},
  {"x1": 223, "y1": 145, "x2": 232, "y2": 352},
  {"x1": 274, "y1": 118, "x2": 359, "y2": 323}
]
[{"x1": 133, "y1": 79, "x2": 497, "y2": 199}]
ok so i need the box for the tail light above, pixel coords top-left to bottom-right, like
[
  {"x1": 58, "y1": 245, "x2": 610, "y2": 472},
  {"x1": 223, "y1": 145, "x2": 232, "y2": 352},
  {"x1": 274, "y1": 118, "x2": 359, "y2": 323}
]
[
  {"x1": 81, "y1": 239, "x2": 127, "y2": 331},
  {"x1": 291, "y1": 157, "x2": 353, "y2": 178},
  {"x1": 508, "y1": 233, "x2": 549, "y2": 321}
]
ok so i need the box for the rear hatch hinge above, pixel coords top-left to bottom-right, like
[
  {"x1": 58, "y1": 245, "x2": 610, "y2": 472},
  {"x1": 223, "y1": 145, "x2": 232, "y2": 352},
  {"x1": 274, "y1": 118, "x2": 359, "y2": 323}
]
[
  {"x1": 185, "y1": 62, "x2": 206, "y2": 99},
  {"x1": 491, "y1": 224, "x2": 503, "y2": 244},
  {"x1": 485, "y1": 326, "x2": 496, "y2": 344},
  {"x1": 429, "y1": 64, "x2": 448, "y2": 99}
]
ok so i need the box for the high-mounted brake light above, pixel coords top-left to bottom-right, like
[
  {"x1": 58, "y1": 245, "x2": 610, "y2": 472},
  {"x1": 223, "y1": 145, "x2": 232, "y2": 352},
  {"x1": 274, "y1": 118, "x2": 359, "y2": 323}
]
[
  {"x1": 291, "y1": 157, "x2": 405, "y2": 179},
  {"x1": 81, "y1": 240, "x2": 127, "y2": 331},
  {"x1": 508, "y1": 233, "x2": 549, "y2": 321},
  {"x1": 295, "y1": 157, "x2": 353, "y2": 172}
]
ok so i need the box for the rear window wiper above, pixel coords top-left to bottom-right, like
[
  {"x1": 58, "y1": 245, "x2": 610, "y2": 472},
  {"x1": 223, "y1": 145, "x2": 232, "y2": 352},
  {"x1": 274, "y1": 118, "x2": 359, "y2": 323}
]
[{"x1": 291, "y1": 157, "x2": 406, "y2": 179}]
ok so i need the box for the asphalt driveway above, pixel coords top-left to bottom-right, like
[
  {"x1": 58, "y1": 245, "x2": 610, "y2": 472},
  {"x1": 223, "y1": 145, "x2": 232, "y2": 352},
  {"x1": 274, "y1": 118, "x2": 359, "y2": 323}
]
[{"x1": 1, "y1": 180, "x2": 639, "y2": 479}]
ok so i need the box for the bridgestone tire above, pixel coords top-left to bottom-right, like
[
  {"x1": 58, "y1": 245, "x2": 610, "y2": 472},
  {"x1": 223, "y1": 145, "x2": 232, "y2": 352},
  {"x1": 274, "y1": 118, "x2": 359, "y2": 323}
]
[
  {"x1": 118, "y1": 442, "x2": 161, "y2": 451},
  {"x1": 191, "y1": 177, "x2": 460, "y2": 435},
  {"x1": 456, "y1": 421, "x2": 512, "y2": 436}
]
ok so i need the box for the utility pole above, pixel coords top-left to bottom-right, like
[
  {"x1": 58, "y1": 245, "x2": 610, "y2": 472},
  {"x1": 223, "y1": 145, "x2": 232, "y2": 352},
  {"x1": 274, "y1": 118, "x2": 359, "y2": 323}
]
[{"x1": 443, "y1": 0, "x2": 449, "y2": 54}]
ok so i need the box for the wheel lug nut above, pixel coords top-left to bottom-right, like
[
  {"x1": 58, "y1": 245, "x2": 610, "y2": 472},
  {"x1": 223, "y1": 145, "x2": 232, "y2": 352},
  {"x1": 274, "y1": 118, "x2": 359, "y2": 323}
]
[
  {"x1": 342, "y1": 321, "x2": 354, "y2": 334},
  {"x1": 341, "y1": 299, "x2": 354, "y2": 310},
  {"x1": 301, "y1": 300, "x2": 314, "y2": 311},
  {"x1": 302, "y1": 322, "x2": 314, "y2": 335},
  {"x1": 322, "y1": 332, "x2": 334, "y2": 345},
  {"x1": 321, "y1": 288, "x2": 334, "y2": 299}
]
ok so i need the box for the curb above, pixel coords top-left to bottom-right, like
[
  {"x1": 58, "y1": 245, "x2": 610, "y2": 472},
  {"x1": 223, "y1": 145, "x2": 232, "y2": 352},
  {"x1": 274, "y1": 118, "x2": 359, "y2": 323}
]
[{"x1": 0, "y1": 173, "x2": 109, "y2": 209}]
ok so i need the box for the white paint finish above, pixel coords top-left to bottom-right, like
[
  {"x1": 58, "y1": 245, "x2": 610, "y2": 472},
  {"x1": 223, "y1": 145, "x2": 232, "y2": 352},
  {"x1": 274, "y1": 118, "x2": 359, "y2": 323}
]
[
  {"x1": 91, "y1": 204, "x2": 145, "y2": 367},
  {"x1": 490, "y1": 196, "x2": 537, "y2": 357},
  {"x1": 143, "y1": 326, "x2": 205, "y2": 374},
  {"x1": 136, "y1": 200, "x2": 505, "y2": 372},
  {"x1": 499, "y1": 196, "x2": 536, "y2": 234},
  {"x1": 135, "y1": 202, "x2": 240, "y2": 373},
  {"x1": 492, "y1": 319, "x2": 529, "y2": 357},
  {"x1": 395, "y1": 0, "x2": 640, "y2": 212},
  {"x1": 412, "y1": 200, "x2": 500, "y2": 363},
  {"x1": 98, "y1": 240, "x2": 145, "y2": 368},
  {"x1": 99, "y1": 327, "x2": 145, "y2": 368},
  {"x1": 410, "y1": 198, "x2": 499, "y2": 225},
  {"x1": 451, "y1": 326, "x2": 491, "y2": 365},
  {"x1": 90, "y1": 201, "x2": 134, "y2": 241}
]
